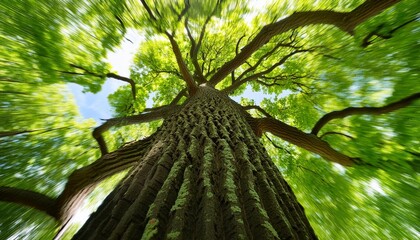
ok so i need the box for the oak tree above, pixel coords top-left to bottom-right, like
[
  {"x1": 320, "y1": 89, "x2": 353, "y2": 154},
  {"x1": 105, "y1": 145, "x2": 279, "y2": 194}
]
[{"x1": 1, "y1": 0, "x2": 419, "y2": 239}]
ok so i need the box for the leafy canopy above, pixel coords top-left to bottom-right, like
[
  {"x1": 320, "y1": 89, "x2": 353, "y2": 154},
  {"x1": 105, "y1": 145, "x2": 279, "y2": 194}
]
[{"x1": 0, "y1": 0, "x2": 419, "y2": 239}]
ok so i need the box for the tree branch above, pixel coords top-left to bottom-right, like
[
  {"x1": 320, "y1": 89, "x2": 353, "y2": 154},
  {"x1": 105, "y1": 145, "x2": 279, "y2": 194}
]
[
  {"x1": 311, "y1": 92, "x2": 420, "y2": 135},
  {"x1": 0, "y1": 126, "x2": 71, "y2": 138},
  {"x1": 165, "y1": 32, "x2": 198, "y2": 95},
  {"x1": 0, "y1": 187, "x2": 58, "y2": 219},
  {"x1": 264, "y1": 133, "x2": 292, "y2": 155},
  {"x1": 208, "y1": 0, "x2": 400, "y2": 87},
  {"x1": 236, "y1": 42, "x2": 295, "y2": 82},
  {"x1": 235, "y1": 35, "x2": 246, "y2": 56},
  {"x1": 188, "y1": 1, "x2": 222, "y2": 83},
  {"x1": 362, "y1": 18, "x2": 417, "y2": 47},
  {"x1": 170, "y1": 88, "x2": 188, "y2": 105},
  {"x1": 0, "y1": 137, "x2": 154, "y2": 223},
  {"x1": 93, "y1": 105, "x2": 177, "y2": 155},
  {"x1": 150, "y1": 69, "x2": 183, "y2": 79},
  {"x1": 65, "y1": 64, "x2": 137, "y2": 99},
  {"x1": 139, "y1": 0, "x2": 158, "y2": 21},
  {"x1": 222, "y1": 49, "x2": 311, "y2": 94},
  {"x1": 140, "y1": 0, "x2": 197, "y2": 94},
  {"x1": 251, "y1": 117, "x2": 356, "y2": 166},
  {"x1": 55, "y1": 136, "x2": 153, "y2": 222},
  {"x1": 106, "y1": 73, "x2": 137, "y2": 100},
  {"x1": 184, "y1": 18, "x2": 207, "y2": 84},
  {"x1": 173, "y1": 0, "x2": 190, "y2": 22}
]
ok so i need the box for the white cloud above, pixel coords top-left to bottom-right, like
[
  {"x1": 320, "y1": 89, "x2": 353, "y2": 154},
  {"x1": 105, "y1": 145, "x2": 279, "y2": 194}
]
[{"x1": 106, "y1": 29, "x2": 144, "y2": 77}]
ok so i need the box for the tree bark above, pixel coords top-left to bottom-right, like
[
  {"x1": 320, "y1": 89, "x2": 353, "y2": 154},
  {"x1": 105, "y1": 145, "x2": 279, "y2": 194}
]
[{"x1": 74, "y1": 86, "x2": 316, "y2": 239}]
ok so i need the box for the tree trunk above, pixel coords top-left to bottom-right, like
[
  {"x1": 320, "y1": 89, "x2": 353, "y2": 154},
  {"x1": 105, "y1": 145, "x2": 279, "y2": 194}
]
[{"x1": 74, "y1": 86, "x2": 317, "y2": 239}]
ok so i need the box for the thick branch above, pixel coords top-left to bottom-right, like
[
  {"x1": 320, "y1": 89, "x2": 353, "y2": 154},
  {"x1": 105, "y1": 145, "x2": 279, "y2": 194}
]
[
  {"x1": 4, "y1": 140, "x2": 147, "y2": 222},
  {"x1": 208, "y1": 0, "x2": 400, "y2": 86},
  {"x1": 252, "y1": 117, "x2": 356, "y2": 166},
  {"x1": 0, "y1": 137, "x2": 154, "y2": 223},
  {"x1": 93, "y1": 105, "x2": 176, "y2": 155},
  {"x1": 0, "y1": 126, "x2": 71, "y2": 138},
  {"x1": 165, "y1": 32, "x2": 198, "y2": 95},
  {"x1": 56, "y1": 136, "x2": 153, "y2": 222},
  {"x1": 0, "y1": 130, "x2": 34, "y2": 138},
  {"x1": 106, "y1": 73, "x2": 137, "y2": 100},
  {"x1": 311, "y1": 92, "x2": 420, "y2": 135},
  {"x1": 184, "y1": 18, "x2": 207, "y2": 84},
  {"x1": 0, "y1": 187, "x2": 58, "y2": 218}
]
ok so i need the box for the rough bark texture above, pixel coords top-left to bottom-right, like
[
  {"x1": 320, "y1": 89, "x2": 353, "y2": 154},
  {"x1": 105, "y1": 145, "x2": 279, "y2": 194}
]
[
  {"x1": 56, "y1": 137, "x2": 154, "y2": 224},
  {"x1": 74, "y1": 86, "x2": 316, "y2": 239}
]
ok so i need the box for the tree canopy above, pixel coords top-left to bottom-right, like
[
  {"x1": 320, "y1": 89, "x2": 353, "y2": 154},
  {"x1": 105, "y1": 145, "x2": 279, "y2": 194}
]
[{"x1": 0, "y1": 0, "x2": 419, "y2": 239}]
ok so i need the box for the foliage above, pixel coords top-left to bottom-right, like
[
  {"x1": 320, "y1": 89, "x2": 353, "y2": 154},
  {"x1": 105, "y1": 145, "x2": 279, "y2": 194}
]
[
  {"x1": 1, "y1": 0, "x2": 419, "y2": 239},
  {"x1": 0, "y1": 82, "x2": 98, "y2": 239}
]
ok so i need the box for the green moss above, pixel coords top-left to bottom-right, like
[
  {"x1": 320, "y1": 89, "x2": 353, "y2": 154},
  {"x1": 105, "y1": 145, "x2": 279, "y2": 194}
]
[
  {"x1": 231, "y1": 205, "x2": 242, "y2": 213},
  {"x1": 206, "y1": 191, "x2": 214, "y2": 198},
  {"x1": 170, "y1": 166, "x2": 192, "y2": 212},
  {"x1": 262, "y1": 221, "x2": 279, "y2": 238},
  {"x1": 207, "y1": 121, "x2": 218, "y2": 138},
  {"x1": 141, "y1": 218, "x2": 159, "y2": 240},
  {"x1": 166, "y1": 231, "x2": 181, "y2": 239},
  {"x1": 145, "y1": 153, "x2": 187, "y2": 219},
  {"x1": 187, "y1": 135, "x2": 199, "y2": 159},
  {"x1": 202, "y1": 138, "x2": 215, "y2": 197}
]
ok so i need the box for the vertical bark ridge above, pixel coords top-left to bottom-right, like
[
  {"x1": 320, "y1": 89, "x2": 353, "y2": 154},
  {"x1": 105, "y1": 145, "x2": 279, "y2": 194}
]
[
  {"x1": 74, "y1": 86, "x2": 316, "y2": 239},
  {"x1": 124, "y1": 141, "x2": 187, "y2": 239},
  {"x1": 259, "y1": 150, "x2": 314, "y2": 237},
  {"x1": 196, "y1": 137, "x2": 218, "y2": 239},
  {"x1": 235, "y1": 141, "x2": 280, "y2": 239},
  {"x1": 215, "y1": 138, "x2": 248, "y2": 239},
  {"x1": 211, "y1": 105, "x2": 278, "y2": 239},
  {"x1": 259, "y1": 150, "x2": 312, "y2": 238},
  {"x1": 84, "y1": 140, "x2": 171, "y2": 238},
  {"x1": 110, "y1": 140, "x2": 179, "y2": 239},
  {"x1": 164, "y1": 164, "x2": 195, "y2": 239},
  {"x1": 246, "y1": 141, "x2": 295, "y2": 239},
  {"x1": 242, "y1": 126, "x2": 315, "y2": 239}
]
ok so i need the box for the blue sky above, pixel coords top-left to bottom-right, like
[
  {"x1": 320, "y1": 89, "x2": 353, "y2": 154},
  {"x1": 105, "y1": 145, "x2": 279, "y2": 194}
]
[
  {"x1": 68, "y1": 81, "x2": 125, "y2": 123},
  {"x1": 68, "y1": 30, "x2": 143, "y2": 125}
]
